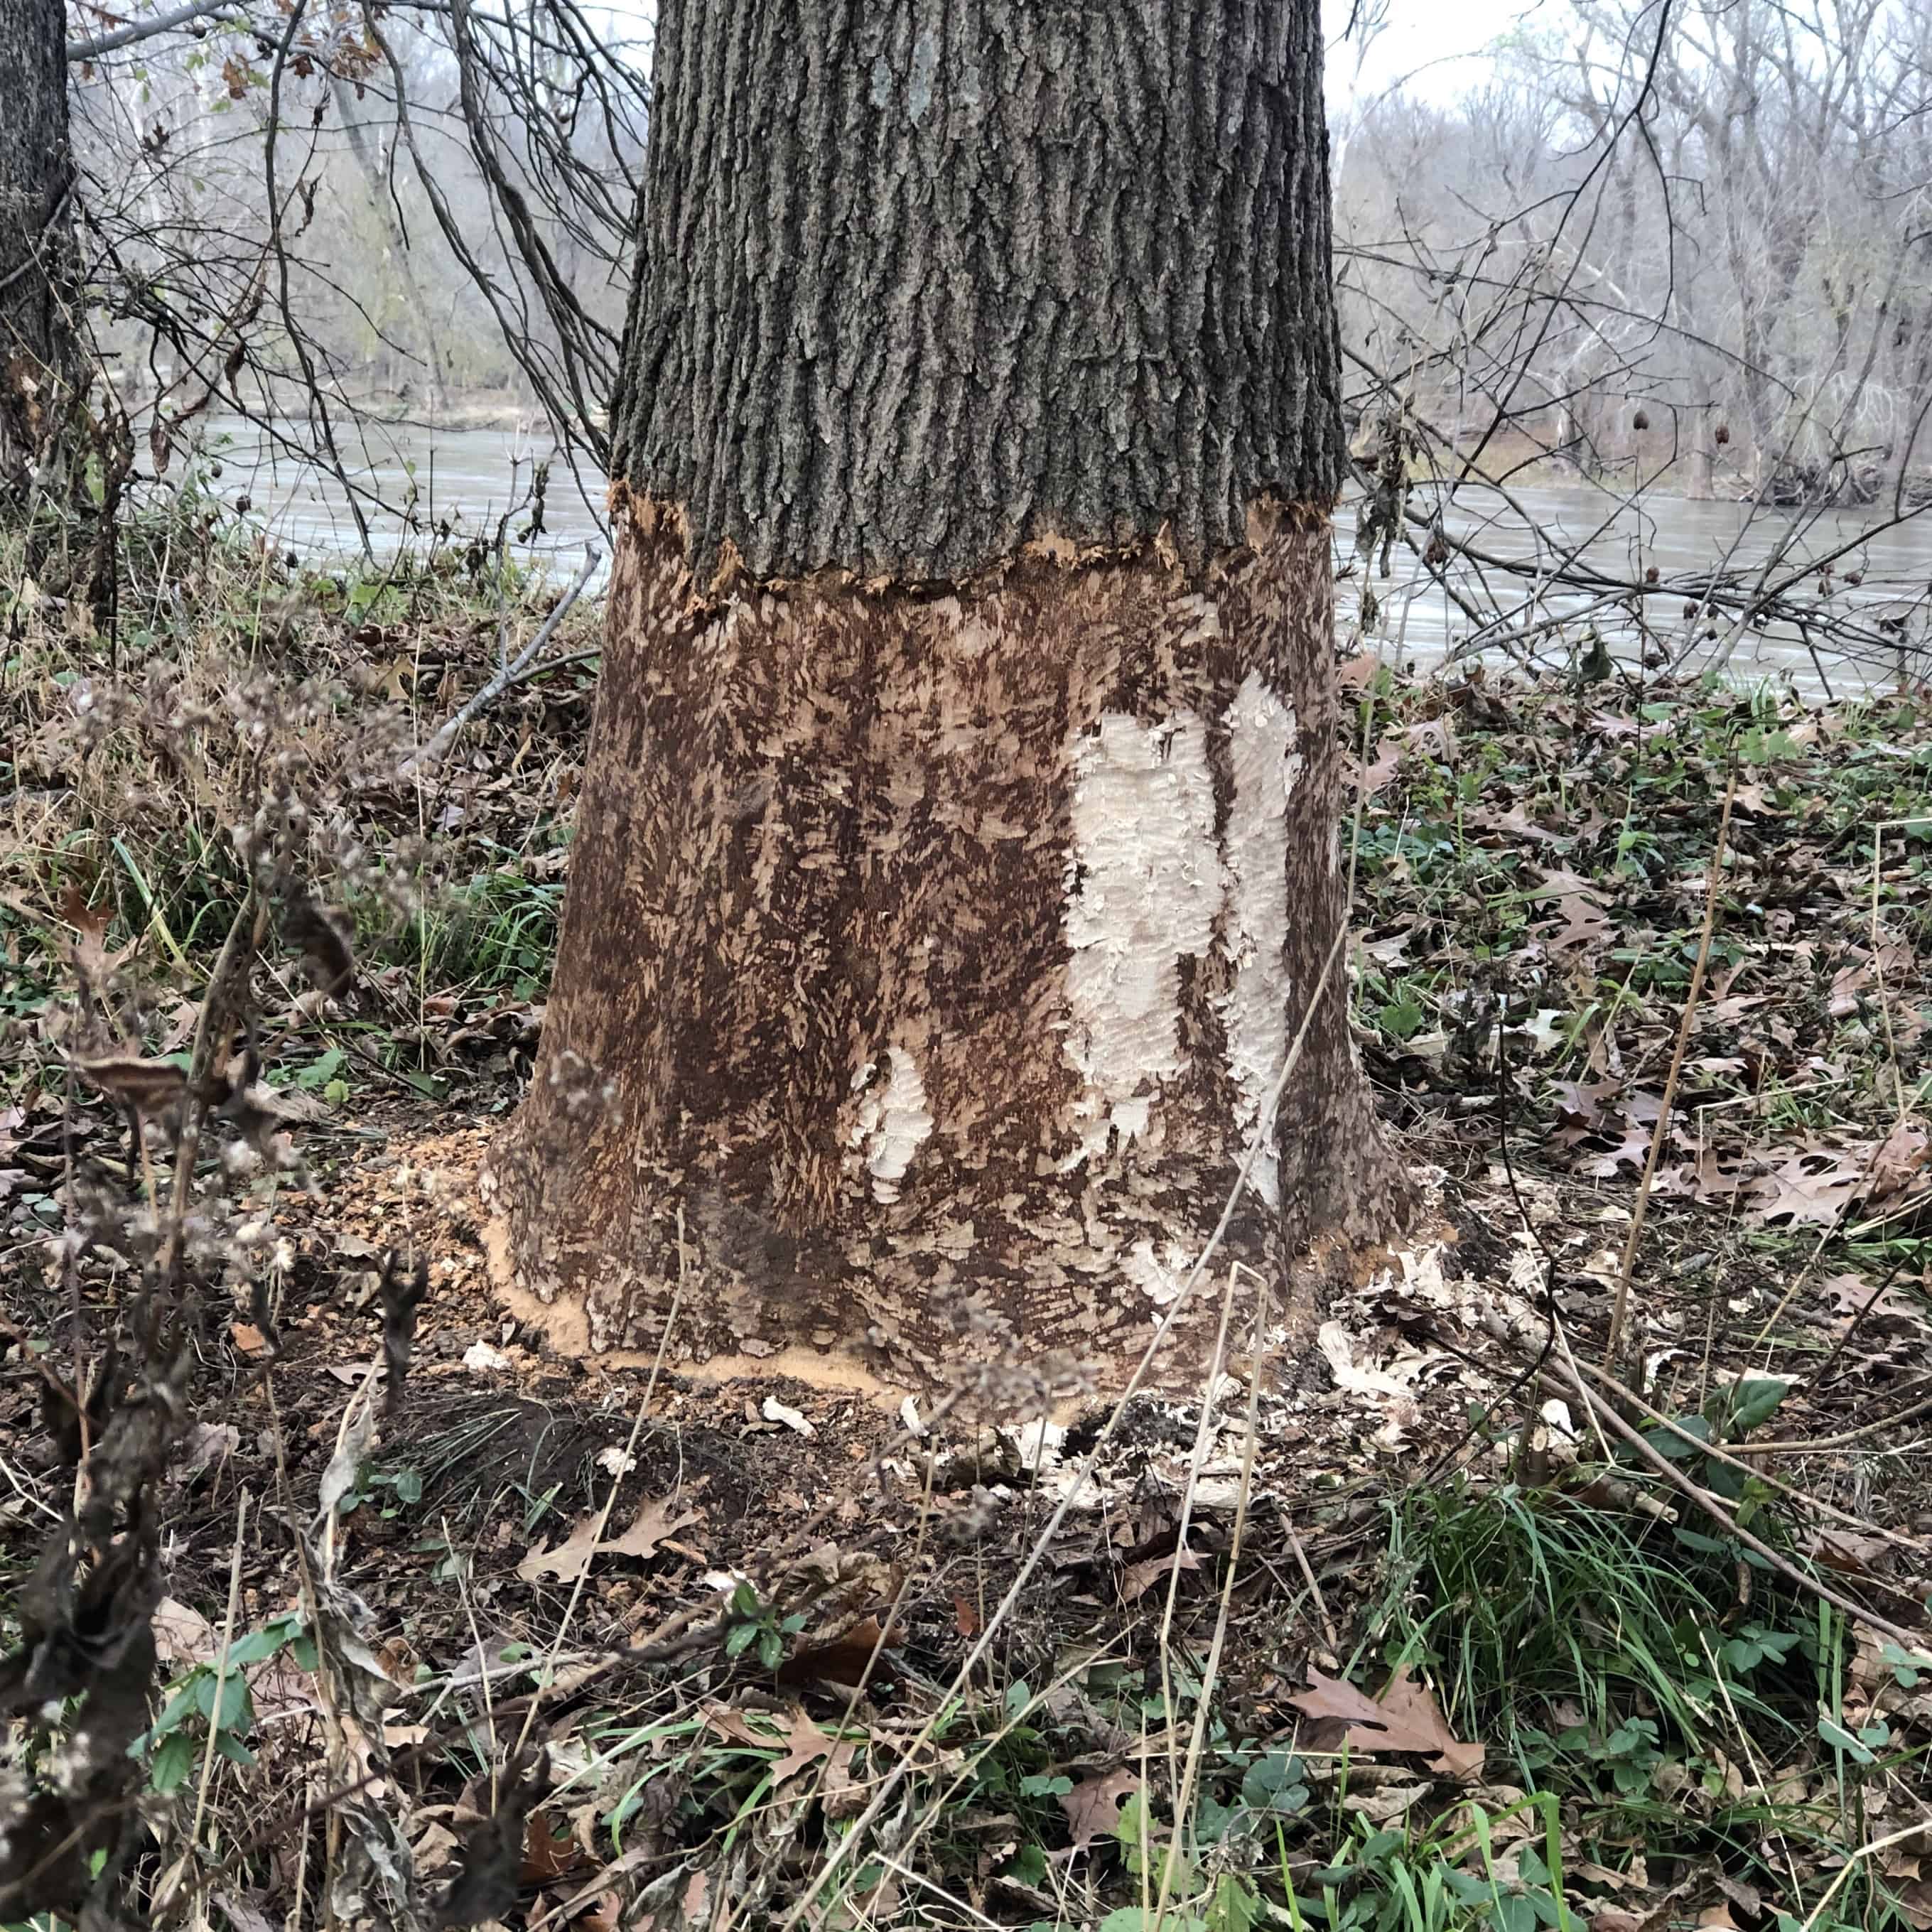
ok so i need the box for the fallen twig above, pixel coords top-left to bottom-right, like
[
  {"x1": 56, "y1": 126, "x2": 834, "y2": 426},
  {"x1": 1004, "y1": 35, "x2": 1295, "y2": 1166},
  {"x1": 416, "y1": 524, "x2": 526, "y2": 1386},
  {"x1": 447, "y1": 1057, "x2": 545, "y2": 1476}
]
[
  {"x1": 1570, "y1": 1356, "x2": 1930, "y2": 1552},
  {"x1": 399, "y1": 540, "x2": 600, "y2": 777},
  {"x1": 1801, "y1": 1820, "x2": 1932, "y2": 1931},
  {"x1": 1544, "y1": 1359, "x2": 1931, "y2": 1655}
]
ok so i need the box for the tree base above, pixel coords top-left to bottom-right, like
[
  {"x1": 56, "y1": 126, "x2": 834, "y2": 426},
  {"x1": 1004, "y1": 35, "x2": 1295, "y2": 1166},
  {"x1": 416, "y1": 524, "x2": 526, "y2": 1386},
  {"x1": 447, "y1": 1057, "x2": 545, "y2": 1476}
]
[{"x1": 486, "y1": 495, "x2": 1412, "y2": 1386}]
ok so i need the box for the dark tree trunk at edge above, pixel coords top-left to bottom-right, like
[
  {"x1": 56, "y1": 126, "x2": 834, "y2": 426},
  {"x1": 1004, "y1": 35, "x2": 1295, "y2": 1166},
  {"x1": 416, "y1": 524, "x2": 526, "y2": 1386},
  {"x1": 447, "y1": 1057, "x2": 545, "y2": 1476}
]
[{"x1": 0, "y1": 0, "x2": 80, "y2": 495}]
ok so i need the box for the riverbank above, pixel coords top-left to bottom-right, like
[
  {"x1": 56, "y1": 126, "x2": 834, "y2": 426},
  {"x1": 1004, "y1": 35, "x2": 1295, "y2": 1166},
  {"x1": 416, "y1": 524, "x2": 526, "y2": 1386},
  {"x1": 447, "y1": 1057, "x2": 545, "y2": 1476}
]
[{"x1": 3, "y1": 531, "x2": 1931, "y2": 1931}]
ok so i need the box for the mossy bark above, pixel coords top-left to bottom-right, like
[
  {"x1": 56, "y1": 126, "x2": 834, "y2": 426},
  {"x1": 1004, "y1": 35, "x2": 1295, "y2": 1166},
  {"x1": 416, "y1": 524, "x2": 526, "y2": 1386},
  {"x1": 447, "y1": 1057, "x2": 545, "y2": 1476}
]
[{"x1": 490, "y1": 0, "x2": 1409, "y2": 1383}]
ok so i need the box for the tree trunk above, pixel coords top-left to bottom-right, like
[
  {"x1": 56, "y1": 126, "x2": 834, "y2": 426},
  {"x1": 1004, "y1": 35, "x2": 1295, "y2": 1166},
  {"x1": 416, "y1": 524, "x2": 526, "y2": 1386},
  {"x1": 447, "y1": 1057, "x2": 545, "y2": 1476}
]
[
  {"x1": 330, "y1": 78, "x2": 450, "y2": 417},
  {"x1": 0, "y1": 0, "x2": 79, "y2": 493},
  {"x1": 488, "y1": 0, "x2": 1410, "y2": 1384}
]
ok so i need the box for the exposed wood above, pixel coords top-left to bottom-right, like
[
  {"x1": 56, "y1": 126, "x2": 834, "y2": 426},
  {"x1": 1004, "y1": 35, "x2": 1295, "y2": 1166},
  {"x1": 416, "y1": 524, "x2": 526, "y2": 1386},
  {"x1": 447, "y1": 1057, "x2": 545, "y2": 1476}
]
[{"x1": 491, "y1": 0, "x2": 1408, "y2": 1382}]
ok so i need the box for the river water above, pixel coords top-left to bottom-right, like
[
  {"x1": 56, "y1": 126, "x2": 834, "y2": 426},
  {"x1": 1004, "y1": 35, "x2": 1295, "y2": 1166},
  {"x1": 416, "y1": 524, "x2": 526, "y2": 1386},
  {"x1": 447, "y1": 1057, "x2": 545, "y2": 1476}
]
[{"x1": 198, "y1": 416, "x2": 1931, "y2": 695}]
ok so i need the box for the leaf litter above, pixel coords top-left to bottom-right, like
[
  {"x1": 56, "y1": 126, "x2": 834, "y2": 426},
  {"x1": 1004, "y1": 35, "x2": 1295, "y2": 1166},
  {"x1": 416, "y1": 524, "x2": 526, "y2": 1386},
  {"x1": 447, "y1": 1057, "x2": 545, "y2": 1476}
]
[{"x1": 6, "y1": 588, "x2": 1932, "y2": 1932}]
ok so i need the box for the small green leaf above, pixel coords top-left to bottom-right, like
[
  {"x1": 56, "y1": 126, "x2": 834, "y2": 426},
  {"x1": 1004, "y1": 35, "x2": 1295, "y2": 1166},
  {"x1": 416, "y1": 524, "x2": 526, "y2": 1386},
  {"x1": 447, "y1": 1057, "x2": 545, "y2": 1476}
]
[
  {"x1": 1490, "y1": 1895, "x2": 1538, "y2": 1932},
  {"x1": 1646, "y1": 1415, "x2": 1710, "y2": 1460},
  {"x1": 1817, "y1": 1715, "x2": 1876, "y2": 1764},
  {"x1": 226, "y1": 1618, "x2": 298, "y2": 1666},
  {"x1": 149, "y1": 1680, "x2": 203, "y2": 1739},
  {"x1": 193, "y1": 1671, "x2": 238, "y2": 1726},
  {"x1": 723, "y1": 1621, "x2": 758, "y2": 1658},
  {"x1": 1004, "y1": 1844, "x2": 1049, "y2": 1888},
  {"x1": 1378, "y1": 996, "x2": 1425, "y2": 1041},
  {"x1": 1882, "y1": 1642, "x2": 1930, "y2": 1688},
  {"x1": 295, "y1": 1047, "x2": 345, "y2": 1091},
  {"x1": 1209, "y1": 1874, "x2": 1263, "y2": 1932},
  {"x1": 1672, "y1": 1526, "x2": 1730, "y2": 1555},
  {"x1": 212, "y1": 1729, "x2": 257, "y2": 1766},
  {"x1": 1728, "y1": 1377, "x2": 1790, "y2": 1434},
  {"x1": 149, "y1": 1729, "x2": 198, "y2": 1793}
]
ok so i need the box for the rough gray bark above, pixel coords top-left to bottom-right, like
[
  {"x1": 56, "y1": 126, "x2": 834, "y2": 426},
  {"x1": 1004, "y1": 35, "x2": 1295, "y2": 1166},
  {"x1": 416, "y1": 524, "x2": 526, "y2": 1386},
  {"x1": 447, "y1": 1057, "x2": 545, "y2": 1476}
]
[
  {"x1": 492, "y1": 0, "x2": 1408, "y2": 1386},
  {"x1": 611, "y1": 0, "x2": 1346, "y2": 585},
  {"x1": 0, "y1": 0, "x2": 79, "y2": 492}
]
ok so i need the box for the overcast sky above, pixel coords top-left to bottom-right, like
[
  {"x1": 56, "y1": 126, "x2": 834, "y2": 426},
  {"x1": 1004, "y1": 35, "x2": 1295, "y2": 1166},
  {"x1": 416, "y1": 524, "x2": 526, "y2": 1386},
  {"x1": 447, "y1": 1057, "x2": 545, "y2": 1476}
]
[{"x1": 1334, "y1": 0, "x2": 1558, "y2": 103}]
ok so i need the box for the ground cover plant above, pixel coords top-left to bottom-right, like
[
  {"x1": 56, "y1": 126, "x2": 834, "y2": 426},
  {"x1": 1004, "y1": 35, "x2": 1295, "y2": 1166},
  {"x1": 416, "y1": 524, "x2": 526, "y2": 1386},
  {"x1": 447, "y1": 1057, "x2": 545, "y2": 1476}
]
[{"x1": 3, "y1": 505, "x2": 1931, "y2": 1932}]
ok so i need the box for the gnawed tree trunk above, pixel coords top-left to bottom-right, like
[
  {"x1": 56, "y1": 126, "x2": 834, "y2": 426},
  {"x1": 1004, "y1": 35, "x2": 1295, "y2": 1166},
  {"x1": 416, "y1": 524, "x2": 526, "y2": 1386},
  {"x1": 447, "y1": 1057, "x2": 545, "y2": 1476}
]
[
  {"x1": 489, "y1": 0, "x2": 1410, "y2": 1383},
  {"x1": 0, "y1": 0, "x2": 80, "y2": 493}
]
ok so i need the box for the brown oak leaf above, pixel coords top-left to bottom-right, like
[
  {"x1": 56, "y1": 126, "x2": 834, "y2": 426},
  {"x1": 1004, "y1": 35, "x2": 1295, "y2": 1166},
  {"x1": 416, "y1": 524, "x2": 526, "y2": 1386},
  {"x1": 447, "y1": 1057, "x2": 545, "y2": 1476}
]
[
  {"x1": 1060, "y1": 1767, "x2": 1139, "y2": 1850},
  {"x1": 1288, "y1": 1666, "x2": 1484, "y2": 1779},
  {"x1": 517, "y1": 1491, "x2": 703, "y2": 1584}
]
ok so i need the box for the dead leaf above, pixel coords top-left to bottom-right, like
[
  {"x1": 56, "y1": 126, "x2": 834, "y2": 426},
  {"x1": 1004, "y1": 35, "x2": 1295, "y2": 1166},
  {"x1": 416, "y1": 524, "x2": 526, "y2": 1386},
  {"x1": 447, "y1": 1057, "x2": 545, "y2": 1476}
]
[
  {"x1": 1342, "y1": 1779, "x2": 1430, "y2": 1823},
  {"x1": 180, "y1": 1420, "x2": 241, "y2": 1477},
  {"x1": 1059, "y1": 1767, "x2": 1139, "y2": 1850},
  {"x1": 1354, "y1": 735, "x2": 1404, "y2": 796},
  {"x1": 520, "y1": 1810, "x2": 584, "y2": 1886},
  {"x1": 153, "y1": 1597, "x2": 220, "y2": 1663},
  {"x1": 769, "y1": 1709, "x2": 846, "y2": 1784},
  {"x1": 953, "y1": 1593, "x2": 982, "y2": 1636},
  {"x1": 230, "y1": 1321, "x2": 273, "y2": 1360},
  {"x1": 761, "y1": 1396, "x2": 815, "y2": 1437},
  {"x1": 602, "y1": 1493, "x2": 703, "y2": 1563},
  {"x1": 1895, "y1": 1879, "x2": 1932, "y2": 1932},
  {"x1": 517, "y1": 1491, "x2": 703, "y2": 1584},
  {"x1": 777, "y1": 1614, "x2": 898, "y2": 1688},
  {"x1": 681, "y1": 1870, "x2": 709, "y2": 1923},
  {"x1": 1544, "y1": 892, "x2": 1612, "y2": 951},
  {"x1": 315, "y1": 1401, "x2": 375, "y2": 1521},
  {"x1": 213, "y1": 1895, "x2": 277, "y2": 1932},
  {"x1": 1288, "y1": 1666, "x2": 1484, "y2": 1778},
  {"x1": 517, "y1": 1518, "x2": 604, "y2": 1585},
  {"x1": 1747, "y1": 1151, "x2": 1864, "y2": 1226},
  {"x1": 1808, "y1": 1527, "x2": 1893, "y2": 1576},
  {"x1": 1872, "y1": 1117, "x2": 1930, "y2": 1203},
  {"x1": 58, "y1": 885, "x2": 117, "y2": 978},
  {"x1": 1570, "y1": 1861, "x2": 1639, "y2": 1893},
  {"x1": 1317, "y1": 1322, "x2": 1414, "y2": 1398},
  {"x1": 1714, "y1": 1875, "x2": 1764, "y2": 1920},
  {"x1": 1484, "y1": 802, "x2": 1567, "y2": 847},
  {"x1": 1821, "y1": 1271, "x2": 1918, "y2": 1321},
  {"x1": 1119, "y1": 1542, "x2": 1202, "y2": 1603}
]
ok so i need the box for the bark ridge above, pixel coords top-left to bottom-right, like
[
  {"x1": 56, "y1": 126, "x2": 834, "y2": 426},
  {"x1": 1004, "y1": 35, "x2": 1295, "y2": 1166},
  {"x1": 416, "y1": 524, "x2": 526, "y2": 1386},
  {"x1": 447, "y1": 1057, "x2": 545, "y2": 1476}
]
[{"x1": 612, "y1": 0, "x2": 1344, "y2": 584}]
